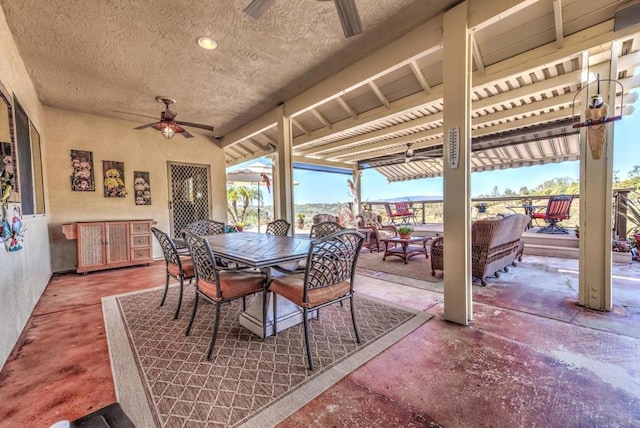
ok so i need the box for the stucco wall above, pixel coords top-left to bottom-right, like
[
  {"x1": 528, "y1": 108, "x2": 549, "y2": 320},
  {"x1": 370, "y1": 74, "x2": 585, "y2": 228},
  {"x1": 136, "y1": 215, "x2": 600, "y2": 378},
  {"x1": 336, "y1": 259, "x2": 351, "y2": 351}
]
[
  {"x1": 0, "y1": 8, "x2": 52, "y2": 368},
  {"x1": 44, "y1": 107, "x2": 228, "y2": 272}
]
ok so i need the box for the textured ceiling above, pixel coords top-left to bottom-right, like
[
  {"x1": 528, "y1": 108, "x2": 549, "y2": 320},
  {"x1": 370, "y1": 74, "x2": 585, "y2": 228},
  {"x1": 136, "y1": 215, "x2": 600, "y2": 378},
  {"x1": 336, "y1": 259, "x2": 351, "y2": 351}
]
[{"x1": 0, "y1": 0, "x2": 458, "y2": 136}]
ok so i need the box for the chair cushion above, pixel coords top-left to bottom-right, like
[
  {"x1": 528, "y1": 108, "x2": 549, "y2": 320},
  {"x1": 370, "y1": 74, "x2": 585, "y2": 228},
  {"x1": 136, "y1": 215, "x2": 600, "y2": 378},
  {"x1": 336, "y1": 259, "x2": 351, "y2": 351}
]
[
  {"x1": 168, "y1": 256, "x2": 195, "y2": 278},
  {"x1": 198, "y1": 271, "x2": 264, "y2": 301},
  {"x1": 269, "y1": 275, "x2": 350, "y2": 308}
]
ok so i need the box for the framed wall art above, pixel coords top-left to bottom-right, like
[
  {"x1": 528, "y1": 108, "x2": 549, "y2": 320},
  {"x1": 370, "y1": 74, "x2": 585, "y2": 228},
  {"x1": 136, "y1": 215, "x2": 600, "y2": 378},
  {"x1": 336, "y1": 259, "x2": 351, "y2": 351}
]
[
  {"x1": 70, "y1": 149, "x2": 95, "y2": 191},
  {"x1": 103, "y1": 160, "x2": 126, "y2": 197},
  {"x1": 133, "y1": 171, "x2": 151, "y2": 205},
  {"x1": 0, "y1": 82, "x2": 18, "y2": 206}
]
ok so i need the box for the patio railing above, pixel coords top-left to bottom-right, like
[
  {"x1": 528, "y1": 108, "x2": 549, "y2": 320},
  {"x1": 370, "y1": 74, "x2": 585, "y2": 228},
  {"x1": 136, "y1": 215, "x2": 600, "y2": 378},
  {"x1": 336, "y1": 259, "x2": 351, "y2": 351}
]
[{"x1": 362, "y1": 188, "x2": 635, "y2": 239}]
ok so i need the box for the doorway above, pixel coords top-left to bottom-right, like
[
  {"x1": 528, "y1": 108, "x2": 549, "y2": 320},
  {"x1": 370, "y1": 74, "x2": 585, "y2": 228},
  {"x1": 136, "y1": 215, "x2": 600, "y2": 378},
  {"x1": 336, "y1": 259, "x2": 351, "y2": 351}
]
[{"x1": 168, "y1": 162, "x2": 211, "y2": 237}]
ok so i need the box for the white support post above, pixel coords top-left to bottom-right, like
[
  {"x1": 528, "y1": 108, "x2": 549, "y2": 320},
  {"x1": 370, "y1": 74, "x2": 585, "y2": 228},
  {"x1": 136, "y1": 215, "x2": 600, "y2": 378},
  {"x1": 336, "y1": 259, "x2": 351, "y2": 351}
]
[
  {"x1": 443, "y1": 1, "x2": 473, "y2": 325},
  {"x1": 273, "y1": 104, "x2": 295, "y2": 234},
  {"x1": 578, "y1": 47, "x2": 617, "y2": 311}
]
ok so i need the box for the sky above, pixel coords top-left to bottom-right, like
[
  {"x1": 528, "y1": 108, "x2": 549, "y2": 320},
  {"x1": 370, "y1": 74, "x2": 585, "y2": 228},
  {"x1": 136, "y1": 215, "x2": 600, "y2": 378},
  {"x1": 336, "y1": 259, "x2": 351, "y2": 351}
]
[{"x1": 230, "y1": 95, "x2": 639, "y2": 205}]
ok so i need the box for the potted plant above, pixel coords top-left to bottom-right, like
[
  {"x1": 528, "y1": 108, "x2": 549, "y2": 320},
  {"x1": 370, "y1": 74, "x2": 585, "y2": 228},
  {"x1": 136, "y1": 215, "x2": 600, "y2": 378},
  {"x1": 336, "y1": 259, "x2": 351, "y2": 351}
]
[
  {"x1": 296, "y1": 213, "x2": 305, "y2": 229},
  {"x1": 474, "y1": 202, "x2": 489, "y2": 214},
  {"x1": 574, "y1": 225, "x2": 579, "y2": 238},
  {"x1": 397, "y1": 226, "x2": 415, "y2": 239},
  {"x1": 235, "y1": 221, "x2": 245, "y2": 232}
]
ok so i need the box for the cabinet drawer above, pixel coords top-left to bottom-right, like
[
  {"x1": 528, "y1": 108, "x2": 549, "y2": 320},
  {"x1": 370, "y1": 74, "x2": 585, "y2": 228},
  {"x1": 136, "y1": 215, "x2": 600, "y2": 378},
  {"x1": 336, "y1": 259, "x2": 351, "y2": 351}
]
[
  {"x1": 131, "y1": 221, "x2": 151, "y2": 234},
  {"x1": 131, "y1": 235, "x2": 151, "y2": 247},
  {"x1": 131, "y1": 248, "x2": 152, "y2": 261}
]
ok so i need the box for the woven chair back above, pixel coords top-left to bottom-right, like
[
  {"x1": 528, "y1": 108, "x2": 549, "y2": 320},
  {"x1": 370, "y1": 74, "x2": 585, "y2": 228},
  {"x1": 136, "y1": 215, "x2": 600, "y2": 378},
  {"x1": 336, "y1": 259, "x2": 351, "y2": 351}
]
[
  {"x1": 183, "y1": 220, "x2": 226, "y2": 236},
  {"x1": 183, "y1": 231, "x2": 221, "y2": 298},
  {"x1": 309, "y1": 221, "x2": 344, "y2": 239},
  {"x1": 266, "y1": 219, "x2": 291, "y2": 236},
  {"x1": 151, "y1": 227, "x2": 181, "y2": 267},
  {"x1": 312, "y1": 213, "x2": 338, "y2": 225},
  {"x1": 302, "y1": 229, "x2": 364, "y2": 303}
]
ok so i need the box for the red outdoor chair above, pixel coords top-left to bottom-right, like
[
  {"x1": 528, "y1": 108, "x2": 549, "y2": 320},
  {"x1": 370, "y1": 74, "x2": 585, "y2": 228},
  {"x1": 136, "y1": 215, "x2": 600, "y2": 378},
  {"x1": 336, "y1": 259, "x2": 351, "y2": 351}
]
[
  {"x1": 384, "y1": 202, "x2": 415, "y2": 224},
  {"x1": 531, "y1": 194, "x2": 575, "y2": 234}
]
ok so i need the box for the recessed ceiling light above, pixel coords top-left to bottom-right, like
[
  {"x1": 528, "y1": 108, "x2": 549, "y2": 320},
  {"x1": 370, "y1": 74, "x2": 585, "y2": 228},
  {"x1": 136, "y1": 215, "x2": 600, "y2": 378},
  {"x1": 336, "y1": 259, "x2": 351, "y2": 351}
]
[{"x1": 197, "y1": 37, "x2": 218, "y2": 50}]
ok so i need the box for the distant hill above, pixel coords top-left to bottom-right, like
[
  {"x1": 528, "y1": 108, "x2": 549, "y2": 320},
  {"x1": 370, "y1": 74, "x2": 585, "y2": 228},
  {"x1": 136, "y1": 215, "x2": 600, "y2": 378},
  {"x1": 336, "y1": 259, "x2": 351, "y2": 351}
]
[{"x1": 368, "y1": 195, "x2": 442, "y2": 203}]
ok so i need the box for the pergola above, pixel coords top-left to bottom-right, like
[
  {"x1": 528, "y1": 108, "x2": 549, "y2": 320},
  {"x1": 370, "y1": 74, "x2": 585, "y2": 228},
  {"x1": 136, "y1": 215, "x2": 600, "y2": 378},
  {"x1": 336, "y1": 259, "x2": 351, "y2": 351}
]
[{"x1": 220, "y1": 0, "x2": 640, "y2": 322}]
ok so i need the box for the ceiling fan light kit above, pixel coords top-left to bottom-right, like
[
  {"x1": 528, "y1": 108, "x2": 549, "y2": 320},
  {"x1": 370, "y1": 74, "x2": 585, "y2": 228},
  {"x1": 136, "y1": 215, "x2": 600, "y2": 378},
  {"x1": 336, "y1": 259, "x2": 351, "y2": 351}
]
[
  {"x1": 160, "y1": 125, "x2": 175, "y2": 139},
  {"x1": 127, "y1": 97, "x2": 214, "y2": 139}
]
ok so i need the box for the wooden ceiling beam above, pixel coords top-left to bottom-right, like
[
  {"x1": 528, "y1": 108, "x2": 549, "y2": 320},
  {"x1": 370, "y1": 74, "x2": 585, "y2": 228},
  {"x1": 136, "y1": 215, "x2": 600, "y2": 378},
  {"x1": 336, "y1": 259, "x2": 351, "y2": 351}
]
[
  {"x1": 291, "y1": 156, "x2": 356, "y2": 171},
  {"x1": 292, "y1": 118, "x2": 309, "y2": 135},
  {"x1": 410, "y1": 61, "x2": 431, "y2": 94},
  {"x1": 553, "y1": 0, "x2": 564, "y2": 48},
  {"x1": 310, "y1": 108, "x2": 332, "y2": 129},
  {"x1": 219, "y1": 108, "x2": 277, "y2": 148},
  {"x1": 336, "y1": 96, "x2": 358, "y2": 119},
  {"x1": 471, "y1": 34, "x2": 485, "y2": 76},
  {"x1": 297, "y1": 111, "x2": 443, "y2": 156},
  {"x1": 321, "y1": 91, "x2": 578, "y2": 161},
  {"x1": 368, "y1": 81, "x2": 391, "y2": 109},
  {"x1": 299, "y1": 73, "x2": 578, "y2": 157},
  {"x1": 331, "y1": 132, "x2": 443, "y2": 162},
  {"x1": 283, "y1": 15, "x2": 444, "y2": 116}
]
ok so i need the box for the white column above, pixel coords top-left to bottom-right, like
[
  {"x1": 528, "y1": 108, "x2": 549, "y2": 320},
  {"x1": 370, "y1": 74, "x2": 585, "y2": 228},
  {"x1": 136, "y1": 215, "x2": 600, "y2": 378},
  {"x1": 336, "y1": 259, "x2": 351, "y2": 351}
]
[
  {"x1": 443, "y1": 1, "x2": 473, "y2": 324},
  {"x1": 578, "y1": 47, "x2": 617, "y2": 311},
  {"x1": 273, "y1": 104, "x2": 295, "y2": 233}
]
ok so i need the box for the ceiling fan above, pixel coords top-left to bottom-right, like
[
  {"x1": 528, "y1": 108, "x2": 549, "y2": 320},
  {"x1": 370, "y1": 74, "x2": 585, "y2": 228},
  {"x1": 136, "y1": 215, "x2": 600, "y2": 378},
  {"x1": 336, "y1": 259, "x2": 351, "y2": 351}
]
[
  {"x1": 130, "y1": 97, "x2": 214, "y2": 139},
  {"x1": 244, "y1": 0, "x2": 363, "y2": 38}
]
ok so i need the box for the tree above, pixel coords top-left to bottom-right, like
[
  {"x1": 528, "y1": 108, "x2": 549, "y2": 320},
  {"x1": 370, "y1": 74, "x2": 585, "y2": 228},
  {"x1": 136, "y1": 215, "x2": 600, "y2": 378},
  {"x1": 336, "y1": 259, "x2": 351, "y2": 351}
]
[
  {"x1": 227, "y1": 185, "x2": 260, "y2": 224},
  {"x1": 504, "y1": 188, "x2": 516, "y2": 196},
  {"x1": 519, "y1": 186, "x2": 530, "y2": 195},
  {"x1": 628, "y1": 165, "x2": 640, "y2": 178},
  {"x1": 491, "y1": 186, "x2": 499, "y2": 197}
]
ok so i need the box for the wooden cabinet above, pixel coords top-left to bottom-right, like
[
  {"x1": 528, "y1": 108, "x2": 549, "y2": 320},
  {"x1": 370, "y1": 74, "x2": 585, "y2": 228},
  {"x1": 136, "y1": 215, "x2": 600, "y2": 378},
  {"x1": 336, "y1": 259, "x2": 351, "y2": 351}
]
[{"x1": 62, "y1": 219, "x2": 154, "y2": 273}]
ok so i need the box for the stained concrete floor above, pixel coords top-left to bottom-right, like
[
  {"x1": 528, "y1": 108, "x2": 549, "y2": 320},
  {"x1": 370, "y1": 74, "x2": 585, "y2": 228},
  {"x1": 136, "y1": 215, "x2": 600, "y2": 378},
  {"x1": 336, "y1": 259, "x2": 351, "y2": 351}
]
[{"x1": 1, "y1": 256, "x2": 639, "y2": 427}]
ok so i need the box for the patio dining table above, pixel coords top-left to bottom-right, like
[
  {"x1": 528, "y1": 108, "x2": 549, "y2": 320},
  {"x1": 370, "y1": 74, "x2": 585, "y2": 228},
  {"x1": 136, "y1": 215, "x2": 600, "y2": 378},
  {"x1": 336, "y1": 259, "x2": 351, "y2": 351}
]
[{"x1": 199, "y1": 232, "x2": 313, "y2": 338}]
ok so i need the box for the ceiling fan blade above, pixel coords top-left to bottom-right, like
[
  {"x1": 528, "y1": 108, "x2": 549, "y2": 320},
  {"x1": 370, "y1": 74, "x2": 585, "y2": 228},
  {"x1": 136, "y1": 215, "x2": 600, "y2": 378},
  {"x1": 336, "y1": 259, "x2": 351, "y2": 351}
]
[
  {"x1": 175, "y1": 121, "x2": 215, "y2": 131},
  {"x1": 134, "y1": 122, "x2": 159, "y2": 130},
  {"x1": 244, "y1": 0, "x2": 275, "y2": 19},
  {"x1": 181, "y1": 130, "x2": 194, "y2": 138},
  {"x1": 334, "y1": 0, "x2": 362, "y2": 38},
  {"x1": 115, "y1": 110, "x2": 160, "y2": 121}
]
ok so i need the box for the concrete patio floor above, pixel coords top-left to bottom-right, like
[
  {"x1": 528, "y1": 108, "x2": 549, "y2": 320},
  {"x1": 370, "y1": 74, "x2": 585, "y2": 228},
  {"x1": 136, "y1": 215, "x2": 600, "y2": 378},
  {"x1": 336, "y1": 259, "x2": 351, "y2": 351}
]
[{"x1": 0, "y1": 255, "x2": 638, "y2": 426}]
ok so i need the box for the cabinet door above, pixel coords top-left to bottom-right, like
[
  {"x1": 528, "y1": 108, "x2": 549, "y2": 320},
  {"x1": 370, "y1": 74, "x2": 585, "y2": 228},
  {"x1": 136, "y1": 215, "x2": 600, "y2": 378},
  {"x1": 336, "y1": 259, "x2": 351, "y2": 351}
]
[
  {"x1": 106, "y1": 222, "x2": 130, "y2": 265},
  {"x1": 77, "y1": 223, "x2": 106, "y2": 270}
]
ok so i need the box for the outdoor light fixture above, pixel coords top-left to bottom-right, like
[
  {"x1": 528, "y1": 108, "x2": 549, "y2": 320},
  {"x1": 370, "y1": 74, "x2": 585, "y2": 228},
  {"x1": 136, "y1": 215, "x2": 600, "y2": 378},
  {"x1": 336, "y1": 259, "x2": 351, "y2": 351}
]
[
  {"x1": 197, "y1": 36, "x2": 218, "y2": 50},
  {"x1": 160, "y1": 124, "x2": 175, "y2": 139}
]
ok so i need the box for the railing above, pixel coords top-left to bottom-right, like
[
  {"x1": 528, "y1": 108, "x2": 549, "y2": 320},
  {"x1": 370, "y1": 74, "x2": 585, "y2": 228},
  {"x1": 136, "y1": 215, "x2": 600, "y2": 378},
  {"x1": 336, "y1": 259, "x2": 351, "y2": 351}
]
[{"x1": 362, "y1": 188, "x2": 635, "y2": 238}]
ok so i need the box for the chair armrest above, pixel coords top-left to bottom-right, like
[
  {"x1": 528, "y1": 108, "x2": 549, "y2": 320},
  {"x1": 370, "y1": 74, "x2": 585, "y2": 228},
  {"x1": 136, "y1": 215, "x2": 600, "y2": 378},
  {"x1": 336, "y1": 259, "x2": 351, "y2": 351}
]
[
  {"x1": 430, "y1": 236, "x2": 444, "y2": 259},
  {"x1": 380, "y1": 224, "x2": 397, "y2": 234}
]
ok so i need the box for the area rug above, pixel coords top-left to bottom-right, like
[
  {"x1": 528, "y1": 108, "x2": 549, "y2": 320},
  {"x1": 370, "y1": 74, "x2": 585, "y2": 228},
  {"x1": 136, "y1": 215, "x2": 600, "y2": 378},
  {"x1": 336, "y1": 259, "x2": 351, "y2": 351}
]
[
  {"x1": 103, "y1": 285, "x2": 432, "y2": 427},
  {"x1": 356, "y1": 249, "x2": 442, "y2": 283}
]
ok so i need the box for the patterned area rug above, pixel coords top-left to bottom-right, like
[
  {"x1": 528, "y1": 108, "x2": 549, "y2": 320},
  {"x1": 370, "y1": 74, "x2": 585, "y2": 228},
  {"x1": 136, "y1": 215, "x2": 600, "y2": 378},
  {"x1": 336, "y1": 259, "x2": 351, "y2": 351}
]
[
  {"x1": 103, "y1": 285, "x2": 432, "y2": 427},
  {"x1": 356, "y1": 249, "x2": 442, "y2": 283}
]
